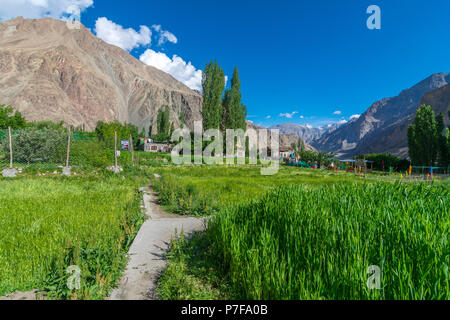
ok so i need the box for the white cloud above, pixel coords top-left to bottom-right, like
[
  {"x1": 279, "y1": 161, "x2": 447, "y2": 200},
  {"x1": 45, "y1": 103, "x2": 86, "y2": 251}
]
[
  {"x1": 299, "y1": 115, "x2": 304, "y2": 119},
  {"x1": 140, "y1": 49, "x2": 202, "y2": 91},
  {"x1": 350, "y1": 114, "x2": 361, "y2": 120},
  {"x1": 152, "y1": 24, "x2": 178, "y2": 45},
  {"x1": 333, "y1": 110, "x2": 342, "y2": 115},
  {"x1": 159, "y1": 30, "x2": 177, "y2": 45},
  {"x1": 265, "y1": 116, "x2": 271, "y2": 119},
  {"x1": 94, "y1": 17, "x2": 151, "y2": 52},
  {"x1": 279, "y1": 111, "x2": 298, "y2": 119},
  {"x1": 0, "y1": 0, "x2": 93, "y2": 20}
]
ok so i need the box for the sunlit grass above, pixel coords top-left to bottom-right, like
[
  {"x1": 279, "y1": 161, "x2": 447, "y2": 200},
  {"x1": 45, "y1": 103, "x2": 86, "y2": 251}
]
[
  {"x1": 155, "y1": 166, "x2": 450, "y2": 300},
  {"x1": 0, "y1": 174, "x2": 147, "y2": 299}
]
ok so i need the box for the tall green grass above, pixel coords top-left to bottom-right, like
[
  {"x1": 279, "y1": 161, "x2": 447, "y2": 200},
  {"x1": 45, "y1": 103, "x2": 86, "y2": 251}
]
[
  {"x1": 208, "y1": 182, "x2": 449, "y2": 299},
  {"x1": 0, "y1": 175, "x2": 147, "y2": 299},
  {"x1": 152, "y1": 166, "x2": 361, "y2": 216}
]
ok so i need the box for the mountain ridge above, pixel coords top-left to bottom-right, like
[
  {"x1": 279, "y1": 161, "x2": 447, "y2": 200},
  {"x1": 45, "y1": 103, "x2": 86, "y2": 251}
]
[
  {"x1": 0, "y1": 17, "x2": 203, "y2": 132},
  {"x1": 311, "y1": 72, "x2": 450, "y2": 158}
]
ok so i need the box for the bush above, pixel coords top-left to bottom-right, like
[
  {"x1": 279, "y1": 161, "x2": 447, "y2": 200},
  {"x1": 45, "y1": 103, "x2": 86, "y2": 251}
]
[
  {"x1": 356, "y1": 153, "x2": 410, "y2": 172},
  {"x1": 1, "y1": 128, "x2": 66, "y2": 165},
  {"x1": 70, "y1": 140, "x2": 112, "y2": 168}
]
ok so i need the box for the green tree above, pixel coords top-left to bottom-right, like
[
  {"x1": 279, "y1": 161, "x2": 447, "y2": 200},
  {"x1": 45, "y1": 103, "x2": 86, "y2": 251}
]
[
  {"x1": 222, "y1": 67, "x2": 247, "y2": 131},
  {"x1": 148, "y1": 124, "x2": 153, "y2": 137},
  {"x1": 0, "y1": 104, "x2": 27, "y2": 129},
  {"x1": 291, "y1": 138, "x2": 305, "y2": 156},
  {"x1": 95, "y1": 121, "x2": 140, "y2": 148},
  {"x1": 435, "y1": 113, "x2": 449, "y2": 167},
  {"x1": 407, "y1": 105, "x2": 438, "y2": 166},
  {"x1": 202, "y1": 61, "x2": 225, "y2": 130},
  {"x1": 316, "y1": 151, "x2": 335, "y2": 168},
  {"x1": 154, "y1": 106, "x2": 171, "y2": 141}
]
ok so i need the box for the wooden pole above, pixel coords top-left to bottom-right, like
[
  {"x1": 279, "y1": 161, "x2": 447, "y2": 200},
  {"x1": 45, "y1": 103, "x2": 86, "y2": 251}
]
[
  {"x1": 114, "y1": 131, "x2": 118, "y2": 168},
  {"x1": 66, "y1": 127, "x2": 71, "y2": 168},
  {"x1": 130, "y1": 134, "x2": 134, "y2": 166},
  {"x1": 8, "y1": 126, "x2": 13, "y2": 169}
]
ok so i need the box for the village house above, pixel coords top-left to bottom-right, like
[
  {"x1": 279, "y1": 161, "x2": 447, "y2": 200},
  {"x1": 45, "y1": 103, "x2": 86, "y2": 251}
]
[
  {"x1": 139, "y1": 138, "x2": 172, "y2": 153},
  {"x1": 280, "y1": 147, "x2": 295, "y2": 160}
]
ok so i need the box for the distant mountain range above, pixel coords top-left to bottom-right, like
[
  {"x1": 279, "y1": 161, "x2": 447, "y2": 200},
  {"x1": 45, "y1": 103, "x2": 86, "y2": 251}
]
[
  {"x1": 1, "y1": 19, "x2": 448, "y2": 159},
  {"x1": 268, "y1": 122, "x2": 345, "y2": 144},
  {"x1": 247, "y1": 121, "x2": 316, "y2": 151},
  {"x1": 269, "y1": 73, "x2": 450, "y2": 159},
  {"x1": 311, "y1": 72, "x2": 450, "y2": 158}
]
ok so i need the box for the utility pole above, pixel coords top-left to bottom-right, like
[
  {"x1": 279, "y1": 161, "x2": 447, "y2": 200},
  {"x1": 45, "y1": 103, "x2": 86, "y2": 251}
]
[
  {"x1": 66, "y1": 127, "x2": 71, "y2": 168},
  {"x1": 114, "y1": 131, "x2": 118, "y2": 168},
  {"x1": 8, "y1": 126, "x2": 13, "y2": 169},
  {"x1": 130, "y1": 134, "x2": 134, "y2": 166}
]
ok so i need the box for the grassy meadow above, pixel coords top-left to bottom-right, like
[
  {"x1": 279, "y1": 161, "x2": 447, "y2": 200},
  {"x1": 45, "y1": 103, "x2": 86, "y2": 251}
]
[
  {"x1": 154, "y1": 165, "x2": 450, "y2": 300},
  {"x1": 151, "y1": 166, "x2": 365, "y2": 216},
  {"x1": 0, "y1": 153, "x2": 448, "y2": 300},
  {"x1": 0, "y1": 171, "x2": 150, "y2": 299}
]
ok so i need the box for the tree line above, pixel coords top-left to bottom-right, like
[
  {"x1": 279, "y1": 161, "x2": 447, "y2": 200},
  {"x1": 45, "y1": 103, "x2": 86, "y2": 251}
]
[{"x1": 408, "y1": 105, "x2": 450, "y2": 167}]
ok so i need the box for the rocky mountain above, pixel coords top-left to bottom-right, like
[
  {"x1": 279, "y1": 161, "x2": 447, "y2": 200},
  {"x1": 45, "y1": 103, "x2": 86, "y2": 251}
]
[
  {"x1": 269, "y1": 123, "x2": 324, "y2": 144},
  {"x1": 269, "y1": 122, "x2": 345, "y2": 144},
  {"x1": 312, "y1": 73, "x2": 450, "y2": 158},
  {"x1": 247, "y1": 121, "x2": 316, "y2": 151},
  {"x1": 0, "y1": 17, "x2": 203, "y2": 132},
  {"x1": 351, "y1": 83, "x2": 450, "y2": 158}
]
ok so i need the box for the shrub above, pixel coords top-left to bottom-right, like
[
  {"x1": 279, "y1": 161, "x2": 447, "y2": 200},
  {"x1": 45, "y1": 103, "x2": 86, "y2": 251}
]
[{"x1": 1, "y1": 128, "x2": 66, "y2": 165}]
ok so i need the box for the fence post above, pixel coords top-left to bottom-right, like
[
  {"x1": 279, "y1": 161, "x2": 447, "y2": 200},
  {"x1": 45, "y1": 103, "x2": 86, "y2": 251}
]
[
  {"x1": 66, "y1": 127, "x2": 71, "y2": 168},
  {"x1": 8, "y1": 126, "x2": 13, "y2": 169},
  {"x1": 130, "y1": 134, "x2": 134, "y2": 167},
  {"x1": 114, "y1": 131, "x2": 118, "y2": 168}
]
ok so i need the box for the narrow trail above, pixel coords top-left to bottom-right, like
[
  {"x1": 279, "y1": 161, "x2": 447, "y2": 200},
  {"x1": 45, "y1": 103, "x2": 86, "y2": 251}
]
[{"x1": 109, "y1": 185, "x2": 205, "y2": 300}]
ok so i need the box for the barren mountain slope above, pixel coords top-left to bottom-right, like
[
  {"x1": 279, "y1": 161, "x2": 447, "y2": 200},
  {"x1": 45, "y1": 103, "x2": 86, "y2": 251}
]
[
  {"x1": 312, "y1": 73, "x2": 450, "y2": 157},
  {"x1": 0, "y1": 17, "x2": 202, "y2": 131}
]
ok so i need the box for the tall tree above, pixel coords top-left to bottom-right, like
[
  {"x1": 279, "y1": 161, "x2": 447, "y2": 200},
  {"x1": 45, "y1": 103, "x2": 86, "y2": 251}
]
[
  {"x1": 222, "y1": 67, "x2": 247, "y2": 130},
  {"x1": 202, "y1": 61, "x2": 225, "y2": 130},
  {"x1": 407, "y1": 105, "x2": 438, "y2": 166},
  {"x1": 155, "y1": 106, "x2": 171, "y2": 141},
  {"x1": 436, "y1": 113, "x2": 449, "y2": 167}
]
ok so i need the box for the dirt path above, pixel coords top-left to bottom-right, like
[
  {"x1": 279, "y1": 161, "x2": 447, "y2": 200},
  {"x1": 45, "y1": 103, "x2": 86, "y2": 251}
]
[{"x1": 109, "y1": 186, "x2": 205, "y2": 300}]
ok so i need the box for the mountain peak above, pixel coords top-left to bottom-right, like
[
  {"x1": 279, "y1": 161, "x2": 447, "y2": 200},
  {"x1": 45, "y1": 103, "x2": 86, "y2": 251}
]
[
  {"x1": 312, "y1": 72, "x2": 450, "y2": 158},
  {"x1": 0, "y1": 17, "x2": 202, "y2": 131}
]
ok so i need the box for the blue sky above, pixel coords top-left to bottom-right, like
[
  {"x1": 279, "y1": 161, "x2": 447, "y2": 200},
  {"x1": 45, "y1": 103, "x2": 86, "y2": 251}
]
[{"x1": 1, "y1": 0, "x2": 450, "y2": 128}]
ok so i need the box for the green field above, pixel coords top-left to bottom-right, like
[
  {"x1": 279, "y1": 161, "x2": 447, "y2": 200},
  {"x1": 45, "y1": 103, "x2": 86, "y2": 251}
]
[
  {"x1": 0, "y1": 160, "x2": 448, "y2": 300},
  {"x1": 151, "y1": 166, "x2": 368, "y2": 216},
  {"x1": 0, "y1": 172, "x2": 149, "y2": 299},
  {"x1": 154, "y1": 166, "x2": 450, "y2": 300}
]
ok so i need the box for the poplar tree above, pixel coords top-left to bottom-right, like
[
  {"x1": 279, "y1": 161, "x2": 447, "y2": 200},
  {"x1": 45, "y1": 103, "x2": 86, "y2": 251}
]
[
  {"x1": 222, "y1": 67, "x2": 247, "y2": 130},
  {"x1": 436, "y1": 113, "x2": 450, "y2": 167},
  {"x1": 407, "y1": 105, "x2": 438, "y2": 166},
  {"x1": 202, "y1": 61, "x2": 225, "y2": 130}
]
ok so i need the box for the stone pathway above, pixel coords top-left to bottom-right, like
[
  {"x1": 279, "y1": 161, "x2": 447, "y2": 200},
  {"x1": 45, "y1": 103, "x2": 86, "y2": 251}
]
[{"x1": 109, "y1": 186, "x2": 205, "y2": 300}]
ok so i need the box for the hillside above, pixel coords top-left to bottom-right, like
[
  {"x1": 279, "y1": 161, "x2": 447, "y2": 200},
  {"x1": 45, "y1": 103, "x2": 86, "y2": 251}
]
[
  {"x1": 247, "y1": 121, "x2": 316, "y2": 151},
  {"x1": 312, "y1": 73, "x2": 450, "y2": 157},
  {"x1": 0, "y1": 17, "x2": 203, "y2": 131},
  {"x1": 350, "y1": 83, "x2": 450, "y2": 158}
]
